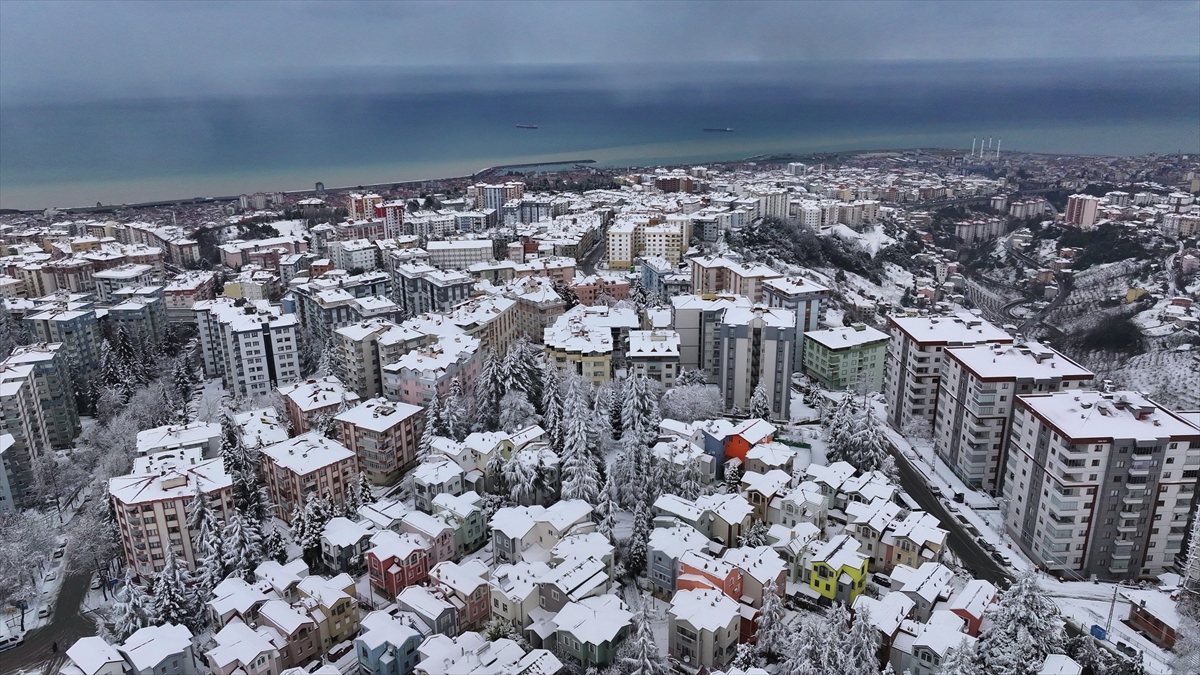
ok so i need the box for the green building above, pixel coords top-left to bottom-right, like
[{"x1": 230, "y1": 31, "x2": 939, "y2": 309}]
[{"x1": 802, "y1": 323, "x2": 888, "y2": 391}]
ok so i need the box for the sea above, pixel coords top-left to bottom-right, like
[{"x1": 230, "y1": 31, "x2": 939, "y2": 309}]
[{"x1": 1, "y1": 58, "x2": 1197, "y2": 210}]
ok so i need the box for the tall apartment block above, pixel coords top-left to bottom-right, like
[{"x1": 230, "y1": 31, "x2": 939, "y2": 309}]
[
  {"x1": 109, "y1": 448, "x2": 234, "y2": 576},
  {"x1": 884, "y1": 313, "x2": 1011, "y2": 433},
  {"x1": 3, "y1": 343, "x2": 81, "y2": 449},
  {"x1": 1002, "y1": 391, "x2": 1200, "y2": 580},
  {"x1": 332, "y1": 319, "x2": 430, "y2": 400},
  {"x1": 718, "y1": 306, "x2": 796, "y2": 420},
  {"x1": 935, "y1": 342, "x2": 1092, "y2": 493},
  {"x1": 671, "y1": 294, "x2": 751, "y2": 383},
  {"x1": 0, "y1": 363, "x2": 51, "y2": 509},
  {"x1": 1064, "y1": 194, "x2": 1101, "y2": 230},
  {"x1": 194, "y1": 299, "x2": 302, "y2": 398},
  {"x1": 23, "y1": 306, "x2": 103, "y2": 407},
  {"x1": 762, "y1": 276, "x2": 831, "y2": 369},
  {"x1": 335, "y1": 398, "x2": 423, "y2": 485}
]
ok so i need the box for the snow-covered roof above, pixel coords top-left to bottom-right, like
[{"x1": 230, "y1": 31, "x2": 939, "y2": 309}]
[
  {"x1": 417, "y1": 632, "x2": 530, "y2": 675},
  {"x1": 254, "y1": 559, "x2": 310, "y2": 597},
  {"x1": 890, "y1": 563, "x2": 954, "y2": 604},
  {"x1": 943, "y1": 341, "x2": 1092, "y2": 381},
  {"x1": 109, "y1": 453, "x2": 230, "y2": 505},
  {"x1": 414, "y1": 456, "x2": 465, "y2": 485},
  {"x1": 321, "y1": 516, "x2": 374, "y2": 549},
  {"x1": 728, "y1": 418, "x2": 775, "y2": 444},
  {"x1": 259, "y1": 432, "x2": 355, "y2": 476},
  {"x1": 722, "y1": 546, "x2": 786, "y2": 586},
  {"x1": 297, "y1": 573, "x2": 354, "y2": 609},
  {"x1": 803, "y1": 325, "x2": 889, "y2": 350},
  {"x1": 852, "y1": 592, "x2": 915, "y2": 636},
  {"x1": 740, "y1": 469, "x2": 792, "y2": 498},
  {"x1": 911, "y1": 610, "x2": 972, "y2": 657},
  {"x1": 947, "y1": 579, "x2": 997, "y2": 618},
  {"x1": 259, "y1": 600, "x2": 315, "y2": 636},
  {"x1": 398, "y1": 585, "x2": 454, "y2": 619},
  {"x1": 490, "y1": 561, "x2": 551, "y2": 601},
  {"x1": 1039, "y1": 654, "x2": 1083, "y2": 675},
  {"x1": 803, "y1": 461, "x2": 855, "y2": 490},
  {"x1": 431, "y1": 559, "x2": 490, "y2": 595},
  {"x1": 694, "y1": 493, "x2": 754, "y2": 525},
  {"x1": 66, "y1": 636, "x2": 125, "y2": 675},
  {"x1": 846, "y1": 497, "x2": 902, "y2": 533},
  {"x1": 811, "y1": 534, "x2": 866, "y2": 571},
  {"x1": 1120, "y1": 588, "x2": 1182, "y2": 631},
  {"x1": 368, "y1": 529, "x2": 431, "y2": 562},
  {"x1": 720, "y1": 305, "x2": 795, "y2": 328},
  {"x1": 626, "y1": 330, "x2": 680, "y2": 358},
  {"x1": 888, "y1": 312, "x2": 1010, "y2": 346},
  {"x1": 744, "y1": 442, "x2": 796, "y2": 469},
  {"x1": 489, "y1": 500, "x2": 593, "y2": 540},
  {"x1": 654, "y1": 494, "x2": 705, "y2": 524},
  {"x1": 208, "y1": 576, "x2": 273, "y2": 619},
  {"x1": 761, "y1": 276, "x2": 830, "y2": 296},
  {"x1": 552, "y1": 595, "x2": 632, "y2": 645},
  {"x1": 670, "y1": 588, "x2": 740, "y2": 632},
  {"x1": 234, "y1": 408, "x2": 290, "y2": 449},
  {"x1": 1017, "y1": 390, "x2": 1200, "y2": 442},
  {"x1": 334, "y1": 397, "x2": 423, "y2": 432},
  {"x1": 278, "y1": 376, "x2": 360, "y2": 412},
  {"x1": 206, "y1": 619, "x2": 281, "y2": 669},
  {"x1": 550, "y1": 532, "x2": 614, "y2": 565},
  {"x1": 357, "y1": 610, "x2": 423, "y2": 651},
  {"x1": 119, "y1": 623, "x2": 194, "y2": 672}
]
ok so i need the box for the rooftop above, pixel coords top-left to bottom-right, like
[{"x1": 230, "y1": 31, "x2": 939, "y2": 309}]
[
  {"x1": 804, "y1": 324, "x2": 889, "y2": 350},
  {"x1": 259, "y1": 432, "x2": 355, "y2": 475},
  {"x1": 670, "y1": 588, "x2": 740, "y2": 632},
  {"x1": 943, "y1": 341, "x2": 1093, "y2": 381},
  {"x1": 1018, "y1": 390, "x2": 1200, "y2": 442}
]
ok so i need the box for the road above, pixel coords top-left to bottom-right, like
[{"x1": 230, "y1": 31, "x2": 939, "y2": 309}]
[
  {"x1": 1, "y1": 564, "x2": 96, "y2": 674},
  {"x1": 578, "y1": 236, "x2": 606, "y2": 276},
  {"x1": 887, "y1": 444, "x2": 1014, "y2": 589}
]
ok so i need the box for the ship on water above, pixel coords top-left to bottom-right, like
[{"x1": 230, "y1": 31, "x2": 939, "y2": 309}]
[
  {"x1": 515, "y1": 124, "x2": 538, "y2": 129},
  {"x1": 703, "y1": 127, "x2": 734, "y2": 132}
]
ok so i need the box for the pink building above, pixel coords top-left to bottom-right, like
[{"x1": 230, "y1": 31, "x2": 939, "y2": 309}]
[{"x1": 571, "y1": 275, "x2": 629, "y2": 305}]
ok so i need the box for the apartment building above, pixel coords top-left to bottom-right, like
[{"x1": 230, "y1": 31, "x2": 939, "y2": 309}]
[
  {"x1": 278, "y1": 377, "x2": 361, "y2": 434},
  {"x1": 391, "y1": 263, "x2": 474, "y2": 318},
  {"x1": 290, "y1": 271, "x2": 392, "y2": 345},
  {"x1": 335, "y1": 398, "x2": 423, "y2": 485},
  {"x1": 3, "y1": 343, "x2": 80, "y2": 449},
  {"x1": 1065, "y1": 194, "x2": 1102, "y2": 229},
  {"x1": 382, "y1": 335, "x2": 481, "y2": 407},
  {"x1": 260, "y1": 432, "x2": 359, "y2": 524},
  {"x1": 717, "y1": 306, "x2": 796, "y2": 420},
  {"x1": 802, "y1": 324, "x2": 889, "y2": 392},
  {"x1": 626, "y1": 330, "x2": 681, "y2": 389},
  {"x1": 543, "y1": 316, "x2": 614, "y2": 385},
  {"x1": 93, "y1": 263, "x2": 156, "y2": 303},
  {"x1": 510, "y1": 277, "x2": 567, "y2": 343},
  {"x1": 606, "y1": 221, "x2": 637, "y2": 269},
  {"x1": 884, "y1": 313, "x2": 1012, "y2": 432},
  {"x1": 426, "y1": 241, "x2": 494, "y2": 270},
  {"x1": 1002, "y1": 390, "x2": 1200, "y2": 580},
  {"x1": 328, "y1": 239, "x2": 380, "y2": 273},
  {"x1": 0, "y1": 362, "x2": 51, "y2": 509},
  {"x1": 443, "y1": 295, "x2": 518, "y2": 357},
  {"x1": 689, "y1": 256, "x2": 782, "y2": 303},
  {"x1": 23, "y1": 306, "x2": 103, "y2": 403},
  {"x1": 762, "y1": 276, "x2": 831, "y2": 369},
  {"x1": 935, "y1": 342, "x2": 1093, "y2": 492},
  {"x1": 194, "y1": 299, "x2": 302, "y2": 398},
  {"x1": 671, "y1": 294, "x2": 751, "y2": 382},
  {"x1": 332, "y1": 320, "x2": 430, "y2": 400},
  {"x1": 109, "y1": 448, "x2": 234, "y2": 576}
]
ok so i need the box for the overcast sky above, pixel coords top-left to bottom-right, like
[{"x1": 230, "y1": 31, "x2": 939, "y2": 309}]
[{"x1": 2, "y1": 0, "x2": 1198, "y2": 104}]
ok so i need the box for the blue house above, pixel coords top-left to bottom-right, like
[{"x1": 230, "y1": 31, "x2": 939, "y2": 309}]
[{"x1": 356, "y1": 611, "x2": 425, "y2": 675}]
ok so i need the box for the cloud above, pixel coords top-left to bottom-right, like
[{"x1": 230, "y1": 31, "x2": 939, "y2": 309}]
[{"x1": 1, "y1": 0, "x2": 1197, "y2": 104}]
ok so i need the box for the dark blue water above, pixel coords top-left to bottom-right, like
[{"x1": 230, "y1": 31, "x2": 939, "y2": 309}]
[{"x1": 1, "y1": 59, "x2": 1197, "y2": 209}]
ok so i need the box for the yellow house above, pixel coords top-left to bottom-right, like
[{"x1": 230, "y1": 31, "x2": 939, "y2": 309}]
[
  {"x1": 543, "y1": 317, "x2": 614, "y2": 385},
  {"x1": 1124, "y1": 287, "x2": 1148, "y2": 304},
  {"x1": 296, "y1": 573, "x2": 360, "y2": 653},
  {"x1": 808, "y1": 534, "x2": 869, "y2": 605}
]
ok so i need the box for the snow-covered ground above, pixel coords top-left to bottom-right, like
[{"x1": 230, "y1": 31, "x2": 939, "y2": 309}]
[{"x1": 1041, "y1": 578, "x2": 1174, "y2": 674}]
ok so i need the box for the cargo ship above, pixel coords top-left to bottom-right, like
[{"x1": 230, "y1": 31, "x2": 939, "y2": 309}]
[
  {"x1": 703, "y1": 127, "x2": 734, "y2": 132},
  {"x1": 515, "y1": 124, "x2": 539, "y2": 129}
]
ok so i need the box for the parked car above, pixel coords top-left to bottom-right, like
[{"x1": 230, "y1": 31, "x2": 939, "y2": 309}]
[
  {"x1": 930, "y1": 486, "x2": 943, "y2": 498},
  {"x1": 991, "y1": 551, "x2": 1012, "y2": 566},
  {"x1": 0, "y1": 633, "x2": 25, "y2": 651},
  {"x1": 37, "y1": 607, "x2": 50, "y2": 619}
]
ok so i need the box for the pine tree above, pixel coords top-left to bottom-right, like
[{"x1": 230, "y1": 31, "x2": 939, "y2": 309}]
[
  {"x1": 441, "y1": 377, "x2": 467, "y2": 441},
  {"x1": 504, "y1": 448, "x2": 540, "y2": 505},
  {"x1": 738, "y1": 520, "x2": 770, "y2": 547},
  {"x1": 626, "y1": 501, "x2": 650, "y2": 575},
  {"x1": 195, "y1": 519, "x2": 227, "y2": 599},
  {"x1": 498, "y1": 390, "x2": 539, "y2": 433},
  {"x1": 975, "y1": 571, "x2": 1065, "y2": 675},
  {"x1": 840, "y1": 606, "x2": 882, "y2": 675},
  {"x1": 675, "y1": 368, "x2": 706, "y2": 387},
  {"x1": 222, "y1": 511, "x2": 264, "y2": 582},
  {"x1": 112, "y1": 569, "x2": 154, "y2": 641},
  {"x1": 477, "y1": 349, "x2": 505, "y2": 432},
  {"x1": 540, "y1": 363, "x2": 564, "y2": 450},
  {"x1": 607, "y1": 377, "x2": 624, "y2": 440},
  {"x1": 621, "y1": 373, "x2": 659, "y2": 445},
  {"x1": 678, "y1": 457, "x2": 705, "y2": 500},
  {"x1": 749, "y1": 383, "x2": 771, "y2": 420},
  {"x1": 503, "y1": 336, "x2": 543, "y2": 405},
  {"x1": 560, "y1": 383, "x2": 601, "y2": 504},
  {"x1": 343, "y1": 474, "x2": 363, "y2": 516},
  {"x1": 153, "y1": 548, "x2": 197, "y2": 628},
  {"x1": 587, "y1": 385, "x2": 612, "y2": 457},
  {"x1": 938, "y1": 638, "x2": 981, "y2": 675},
  {"x1": 298, "y1": 492, "x2": 334, "y2": 554},
  {"x1": 596, "y1": 473, "x2": 617, "y2": 541},
  {"x1": 485, "y1": 450, "x2": 509, "y2": 497},
  {"x1": 418, "y1": 401, "x2": 438, "y2": 463},
  {"x1": 262, "y1": 528, "x2": 288, "y2": 565},
  {"x1": 186, "y1": 485, "x2": 217, "y2": 554},
  {"x1": 754, "y1": 582, "x2": 789, "y2": 664},
  {"x1": 621, "y1": 594, "x2": 667, "y2": 675},
  {"x1": 356, "y1": 471, "x2": 376, "y2": 506}
]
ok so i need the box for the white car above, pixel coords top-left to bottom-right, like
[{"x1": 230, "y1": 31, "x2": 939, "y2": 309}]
[
  {"x1": 44, "y1": 571, "x2": 57, "y2": 583},
  {"x1": 37, "y1": 607, "x2": 50, "y2": 619}
]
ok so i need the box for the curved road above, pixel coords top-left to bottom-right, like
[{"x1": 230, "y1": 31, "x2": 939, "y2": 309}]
[{"x1": 1, "y1": 562, "x2": 98, "y2": 673}]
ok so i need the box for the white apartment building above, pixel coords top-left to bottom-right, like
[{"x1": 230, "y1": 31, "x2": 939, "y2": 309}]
[
  {"x1": 328, "y1": 239, "x2": 380, "y2": 273},
  {"x1": 606, "y1": 221, "x2": 637, "y2": 269},
  {"x1": 194, "y1": 299, "x2": 302, "y2": 398},
  {"x1": 689, "y1": 256, "x2": 782, "y2": 303},
  {"x1": 0, "y1": 362, "x2": 51, "y2": 509},
  {"x1": 762, "y1": 275, "x2": 831, "y2": 369},
  {"x1": 884, "y1": 313, "x2": 1012, "y2": 433},
  {"x1": 109, "y1": 448, "x2": 234, "y2": 575},
  {"x1": 935, "y1": 342, "x2": 1092, "y2": 493},
  {"x1": 93, "y1": 263, "x2": 156, "y2": 303},
  {"x1": 332, "y1": 319, "x2": 430, "y2": 400},
  {"x1": 426, "y1": 241, "x2": 494, "y2": 270},
  {"x1": 1003, "y1": 390, "x2": 1200, "y2": 580}
]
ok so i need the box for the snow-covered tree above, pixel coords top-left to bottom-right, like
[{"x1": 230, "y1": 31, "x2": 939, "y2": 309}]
[
  {"x1": 504, "y1": 447, "x2": 555, "y2": 506},
  {"x1": 748, "y1": 383, "x2": 771, "y2": 420},
  {"x1": 620, "y1": 594, "x2": 668, "y2": 675},
  {"x1": 441, "y1": 377, "x2": 467, "y2": 441},
  {"x1": 595, "y1": 474, "x2": 617, "y2": 541},
  {"x1": 0, "y1": 306, "x2": 28, "y2": 360},
  {"x1": 621, "y1": 373, "x2": 659, "y2": 445},
  {"x1": 499, "y1": 390, "x2": 540, "y2": 433},
  {"x1": 222, "y1": 510, "x2": 264, "y2": 582},
  {"x1": 195, "y1": 519, "x2": 228, "y2": 598},
  {"x1": 485, "y1": 450, "x2": 509, "y2": 497},
  {"x1": 588, "y1": 384, "x2": 614, "y2": 454},
  {"x1": 674, "y1": 368, "x2": 707, "y2": 387},
  {"x1": 418, "y1": 401, "x2": 438, "y2": 463},
  {"x1": 606, "y1": 377, "x2": 625, "y2": 440},
  {"x1": 476, "y1": 349, "x2": 505, "y2": 432},
  {"x1": 541, "y1": 363, "x2": 564, "y2": 450},
  {"x1": 677, "y1": 457, "x2": 706, "y2": 500},
  {"x1": 754, "y1": 582, "x2": 789, "y2": 664},
  {"x1": 356, "y1": 471, "x2": 376, "y2": 506},
  {"x1": 938, "y1": 638, "x2": 981, "y2": 675},
  {"x1": 297, "y1": 492, "x2": 334, "y2": 555},
  {"x1": 660, "y1": 384, "x2": 722, "y2": 423},
  {"x1": 974, "y1": 571, "x2": 1065, "y2": 675},
  {"x1": 560, "y1": 382, "x2": 600, "y2": 503},
  {"x1": 625, "y1": 501, "x2": 650, "y2": 575},
  {"x1": 262, "y1": 527, "x2": 288, "y2": 565},
  {"x1": 737, "y1": 520, "x2": 770, "y2": 547},
  {"x1": 503, "y1": 336, "x2": 543, "y2": 405},
  {"x1": 111, "y1": 569, "x2": 154, "y2": 641},
  {"x1": 838, "y1": 605, "x2": 882, "y2": 675},
  {"x1": 153, "y1": 548, "x2": 197, "y2": 628}
]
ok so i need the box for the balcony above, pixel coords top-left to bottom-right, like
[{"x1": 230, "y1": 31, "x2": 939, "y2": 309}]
[
  {"x1": 1057, "y1": 470, "x2": 1081, "y2": 483},
  {"x1": 1110, "y1": 550, "x2": 1133, "y2": 560},
  {"x1": 1116, "y1": 522, "x2": 1139, "y2": 534},
  {"x1": 1131, "y1": 452, "x2": 1153, "y2": 462},
  {"x1": 1113, "y1": 538, "x2": 1136, "y2": 547},
  {"x1": 1122, "y1": 494, "x2": 1145, "y2": 506}
]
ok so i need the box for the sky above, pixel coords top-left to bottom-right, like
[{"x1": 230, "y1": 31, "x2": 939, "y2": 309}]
[{"x1": 2, "y1": 0, "x2": 1199, "y2": 105}]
